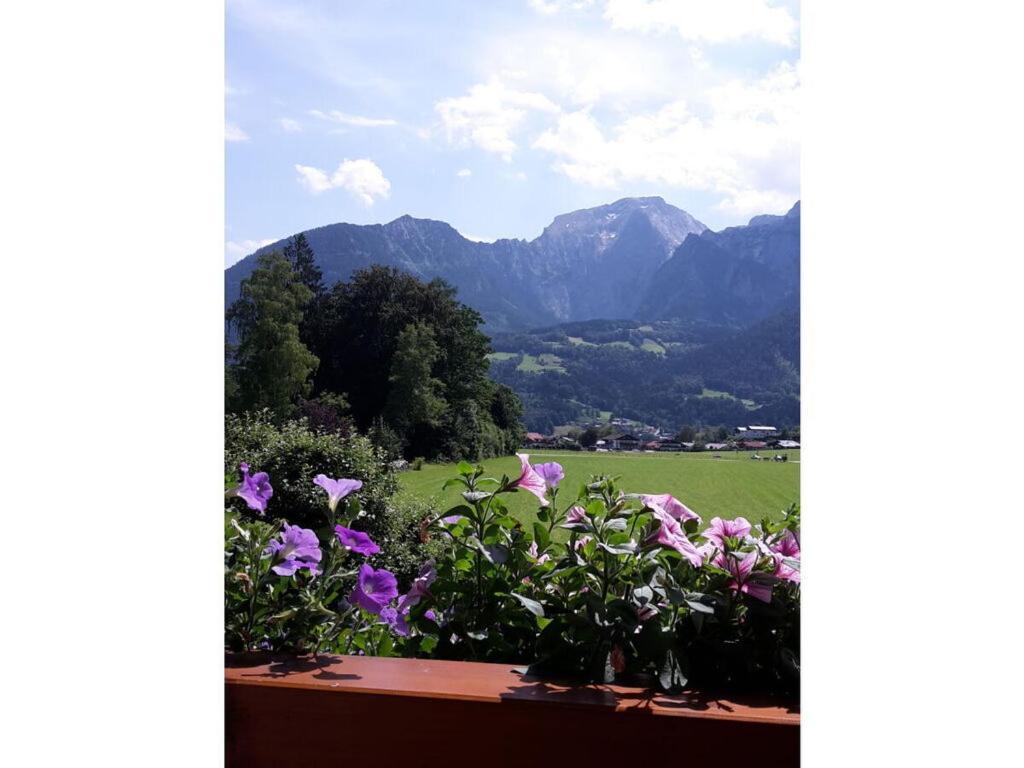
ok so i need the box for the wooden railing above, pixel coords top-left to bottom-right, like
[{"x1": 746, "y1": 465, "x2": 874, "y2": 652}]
[{"x1": 226, "y1": 654, "x2": 799, "y2": 767}]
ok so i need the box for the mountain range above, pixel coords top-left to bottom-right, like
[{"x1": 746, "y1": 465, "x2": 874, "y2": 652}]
[{"x1": 224, "y1": 197, "x2": 800, "y2": 333}]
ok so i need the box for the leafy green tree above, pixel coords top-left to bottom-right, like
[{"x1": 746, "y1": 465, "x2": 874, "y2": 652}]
[
  {"x1": 675, "y1": 424, "x2": 697, "y2": 443},
  {"x1": 579, "y1": 427, "x2": 599, "y2": 448},
  {"x1": 227, "y1": 252, "x2": 318, "y2": 416},
  {"x1": 384, "y1": 322, "x2": 447, "y2": 451}
]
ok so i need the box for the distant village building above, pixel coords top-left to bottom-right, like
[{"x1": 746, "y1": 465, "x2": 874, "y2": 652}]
[
  {"x1": 658, "y1": 441, "x2": 685, "y2": 452},
  {"x1": 605, "y1": 433, "x2": 641, "y2": 451},
  {"x1": 774, "y1": 439, "x2": 801, "y2": 449},
  {"x1": 705, "y1": 442, "x2": 729, "y2": 451},
  {"x1": 739, "y1": 440, "x2": 769, "y2": 450},
  {"x1": 524, "y1": 432, "x2": 547, "y2": 444},
  {"x1": 735, "y1": 425, "x2": 780, "y2": 440}
]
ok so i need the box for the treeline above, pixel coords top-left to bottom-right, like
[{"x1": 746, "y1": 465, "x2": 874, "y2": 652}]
[
  {"x1": 488, "y1": 313, "x2": 800, "y2": 433},
  {"x1": 226, "y1": 235, "x2": 525, "y2": 461}
]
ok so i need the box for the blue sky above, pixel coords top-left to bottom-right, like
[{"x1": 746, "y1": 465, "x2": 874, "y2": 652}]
[{"x1": 226, "y1": 0, "x2": 800, "y2": 266}]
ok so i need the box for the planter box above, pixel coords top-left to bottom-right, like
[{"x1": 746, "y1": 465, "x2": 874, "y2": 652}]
[{"x1": 226, "y1": 655, "x2": 799, "y2": 767}]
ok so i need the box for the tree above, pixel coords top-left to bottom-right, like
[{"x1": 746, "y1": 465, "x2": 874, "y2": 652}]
[
  {"x1": 579, "y1": 427, "x2": 599, "y2": 448},
  {"x1": 675, "y1": 424, "x2": 697, "y2": 443},
  {"x1": 384, "y1": 322, "x2": 447, "y2": 452},
  {"x1": 281, "y1": 233, "x2": 323, "y2": 297},
  {"x1": 227, "y1": 252, "x2": 318, "y2": 416}
]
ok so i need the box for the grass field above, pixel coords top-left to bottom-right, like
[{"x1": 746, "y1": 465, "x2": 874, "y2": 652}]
[{"x1": 397, "y1": 449, "x2": 800, "y2": 534}]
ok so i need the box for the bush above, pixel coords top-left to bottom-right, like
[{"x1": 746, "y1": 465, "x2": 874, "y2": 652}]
[
  {"x1": 225, "y1": 410, "x2": 396, "y2": 538},
  {"x1": 373, "y1": 495, "x2": 444, "y2": 584},
  {"x1": 411, "y1": 457, "x2": 425, "y2": 471}
]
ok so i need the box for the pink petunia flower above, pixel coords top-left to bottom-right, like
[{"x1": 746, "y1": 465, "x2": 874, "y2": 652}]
[
  {"x1": 641, "y1": 493, "x2": 701, "y2": 524},
  {"x1": 715, "y1": 550, "x2": 773, "y2": 603},
  {"x1": 704, "y1": 517, "x2": 752, "y2": 549},
  {"x1": 511, "y1": 454, "x2": 551, "y2": 507},
  {"x1": 646, "y1": 508, "x2": 703, "y2": 568}
]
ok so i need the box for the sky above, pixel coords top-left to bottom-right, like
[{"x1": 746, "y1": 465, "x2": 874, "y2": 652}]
[{"x1": 225, "y1": 0, "x2": 800, "y2": 266}]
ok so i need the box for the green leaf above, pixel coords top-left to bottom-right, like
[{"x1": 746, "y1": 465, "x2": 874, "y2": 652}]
[
  {"x1": 533, "y1": 522, "x2": 550, "y2": 550},
  {"x1": 462, "y1": 490, "x2": 491, "y2": 504},
  {"x1": 598, "y1": 541, "x2": 637, "y2": 556},
  {"x1": 658, "y1": 651, "x2": 688, "y2": 693},
  {"x1": 457, "y1": 461, "x2": 475, "y2": 476},
  {"x1": 507, "y1": 592, "x2": 545, "y2": 618},
  {"x1": 685, "y1": 600, "x2": 715, "y2": 615}
]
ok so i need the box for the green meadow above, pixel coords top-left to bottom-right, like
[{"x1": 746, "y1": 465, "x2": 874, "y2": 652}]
[{"x1": 397, "y1": 449, "x2": 800, "y2": 532}]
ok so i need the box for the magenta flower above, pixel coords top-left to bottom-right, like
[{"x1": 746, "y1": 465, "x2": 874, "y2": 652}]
[
  {"x1": 314, "y1": 474, "x2": 362, "y2": 513},
  {"x1": 233, "y1": 462, "x2": 273, "y2": 514},
  {"x1": 563, "y1": 505, "x2": 587, "y2": 525},
  {"x1": 396, "y1": 562, "x2": 437, "y2": 613},
  {"x1": 704, "y1": 517, "x2": 752, "y2": 549},
  {"x1": 424, "y1": 609, "x2": 438, "y2": 623},
  {"x1": 350, "y1": 564, "x2": 399, "y2": 614},
  {"x1": 380, "y1": 606, "x2": 410, "y2": 637},
  {"x1": 334, "y1": 525, "x2": 380, "y2": 556},
  {"x1": 441, "y1": 514, "x2": 465, "y2": 525},
  {"x1": 534, "y1": 461, "x2": 564, "y2": 489},
  {"x1": 264, "y1": 523, "x2": 322, "y2": 576},
  {"x1": 646, "y1": 508, "x2": 703, "y2": 568},
  {"x1": 511, "y1": 454, "x2": 551, "y2": 507},
  {"x1": 768, "y1": 530, "x2": 801, "y2": 584},
  {"x1": 715, "y1": 550, "x2": 773, "y2": 603},
  {"x1": 641, "y1": 493, "x2": 701, "y2": 524}
]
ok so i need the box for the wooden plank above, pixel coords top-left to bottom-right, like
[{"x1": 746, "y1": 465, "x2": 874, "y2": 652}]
[{"x1": 226, "y1": 655, "x2": 799, "y2": 767}]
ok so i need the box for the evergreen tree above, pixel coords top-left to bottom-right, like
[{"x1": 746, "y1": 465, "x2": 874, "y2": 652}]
[
  {"x1": 281, "y1": 233, "x2": 323, "y2": 297},
  {"x1": 227, "y1": 252, "x2": 318, "y2": 416}
]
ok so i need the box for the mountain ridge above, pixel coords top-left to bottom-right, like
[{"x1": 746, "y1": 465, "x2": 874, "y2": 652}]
[{"x1": 225, "y1": 197, "x2": 798, "y2": 332}]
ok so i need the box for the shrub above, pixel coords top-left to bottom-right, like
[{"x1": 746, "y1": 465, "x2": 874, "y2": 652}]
[
  {"x1": 411, "y1": 457, "x2": 425, "y2": 471},
  {"x1": 225, "y1": 410, "x2": 395, "y2": 539}
]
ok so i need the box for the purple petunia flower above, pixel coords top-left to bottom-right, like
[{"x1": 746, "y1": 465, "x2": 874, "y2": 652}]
[
  {"x1": 314, "y1": 474, "x2": 363, "y2": 513},
  {"x1": 424, "y1": 609, "x2": 438, "y2": 623},
  {"x1": 441, "y1": 514, "x2": 465, "y2": 525},
  {"x1": 334, "y1": 525, "x2": 380, "y2": 556},
  {"x1": 645, "y1": 508, "x2": 703, "y2": 568},
  {"x1": 511, "y1": 454, "x2": 550, "y2": 507},
  {"x1": 641, "y1": 493, "x2": 701, "y2": 524},
  {"x1": 264, "y1": 523, "x2": 322, "y2": 576},
  {"x1": 350, "y1": 564, "x2": 399, "y2": 614},
  {"x1": 396, "y1": 562, "x2": 437, "y2": 613},
  {"x1": 533, "y1": 461, "x2": 564, "y2": 489},
  {"x1": 704, "y1": 517, "x2": 753, "y2": 549},
  {"x1": 564, "y1": 505, "x2": 587, "y2": 525},
  {"x1": 527, "y1": 540, "x2": 551, "y2": 565},
  {"x1": 233, "y1": 462, "x2": 273, "y2": 514},
  {"x1": 380, "y1": 606, "x2": 411, "y2": 637}
]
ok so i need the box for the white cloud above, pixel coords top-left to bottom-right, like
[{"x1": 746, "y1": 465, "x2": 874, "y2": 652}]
[
  {"x1": 309, "y1": 109, "x2": 398, "y2": 128},
  {"x1": 456, "y1": 168, "x2": 472, "y2": 178},
  {"x1": 225, "y1": 237, "x2": 276, "y2": 267},
  {"x1": 533, "y1": 62, "x2": 799, "y2": 214},
  {"x1": 435, "y1": 80, "x2": 559, "y2": 160},
  {"x1": 225, "y1": 123, "x2": 249, "y2": 142},
  {"x1": 603, "y1": 0, "x2": 798, "y2": 47},
  {"x1": 295, "y1": 158, "x2": 391, "y2": 205},
  {"x1": 279, "y1": 117, "x2": 302, "y2": 132}
]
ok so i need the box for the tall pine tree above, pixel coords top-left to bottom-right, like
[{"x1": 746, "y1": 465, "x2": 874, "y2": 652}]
[{"x1": 227, "y1": 252, "x2": 318, "y2": 416}]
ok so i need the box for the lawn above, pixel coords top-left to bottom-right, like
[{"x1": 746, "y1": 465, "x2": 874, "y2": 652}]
[{"x1": 397, "y1": 449, "x2": 800, "y2": 534}]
